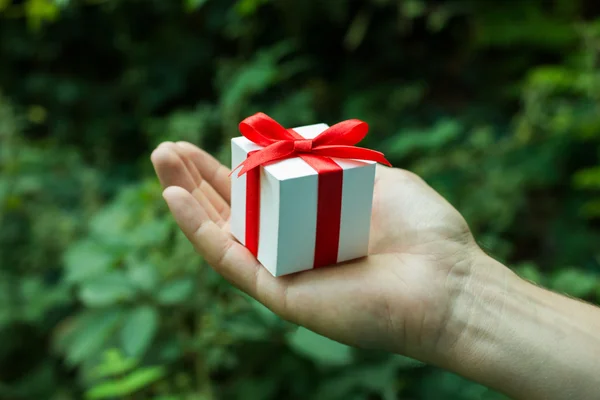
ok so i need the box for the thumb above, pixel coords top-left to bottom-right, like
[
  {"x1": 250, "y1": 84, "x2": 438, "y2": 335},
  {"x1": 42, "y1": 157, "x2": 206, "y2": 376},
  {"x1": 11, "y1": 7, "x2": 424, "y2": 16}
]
[{"x1": 162, "y1": 186, "x2": 272, "y2": 303}]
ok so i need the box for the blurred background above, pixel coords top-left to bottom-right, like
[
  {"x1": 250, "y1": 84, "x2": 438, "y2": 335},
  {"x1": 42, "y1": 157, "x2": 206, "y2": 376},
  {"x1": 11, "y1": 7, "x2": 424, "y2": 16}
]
[{"x1": 1, "y1": 0, "x2": 600, "y2": 399}]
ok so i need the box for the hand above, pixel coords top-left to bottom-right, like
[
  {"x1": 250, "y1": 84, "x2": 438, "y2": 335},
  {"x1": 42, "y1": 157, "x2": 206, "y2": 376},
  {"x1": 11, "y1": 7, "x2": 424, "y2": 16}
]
[
  {"x1": 150, "y1": 141, "x2": 489, "y2": 361},
  {"x1": 151, "y1": 141, "x2": 600, "y2": 400}
]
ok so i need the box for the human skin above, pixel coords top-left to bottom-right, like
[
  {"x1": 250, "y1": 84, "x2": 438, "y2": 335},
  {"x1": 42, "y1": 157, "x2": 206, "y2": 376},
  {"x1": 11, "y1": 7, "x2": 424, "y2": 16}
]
[{"x1": 151, "y1": 141, "x2": 600, "y2": 400}]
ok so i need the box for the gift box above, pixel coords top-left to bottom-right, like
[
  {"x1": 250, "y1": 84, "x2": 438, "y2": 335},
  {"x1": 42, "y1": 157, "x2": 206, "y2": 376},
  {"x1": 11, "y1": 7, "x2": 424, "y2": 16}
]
[{"x1": 230, "y1": 113, "x2": 390, "y2": 277}]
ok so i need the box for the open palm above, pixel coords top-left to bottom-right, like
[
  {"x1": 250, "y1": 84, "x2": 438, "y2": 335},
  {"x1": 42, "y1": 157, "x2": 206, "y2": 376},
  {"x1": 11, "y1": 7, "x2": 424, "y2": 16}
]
[{"x1": 151, "y1": 141, "x2": 481, "y2": 362}]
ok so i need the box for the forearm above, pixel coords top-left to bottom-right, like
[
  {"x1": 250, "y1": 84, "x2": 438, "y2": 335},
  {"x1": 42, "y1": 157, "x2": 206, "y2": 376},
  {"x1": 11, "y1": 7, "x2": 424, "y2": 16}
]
[{"x1": 441, "y1": 253, "x2": 600, "y2": 400}]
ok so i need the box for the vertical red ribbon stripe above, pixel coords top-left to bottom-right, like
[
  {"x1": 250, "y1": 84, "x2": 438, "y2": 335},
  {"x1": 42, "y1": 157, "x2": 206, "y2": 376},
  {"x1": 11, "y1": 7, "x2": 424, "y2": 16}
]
[
  {"x1": 244, "y1": 131, "x2": 344, "y2": 268},
  {"x1": 288, "y1": 128, "x2": 343, "y2": 269},
  {"x1": 245, "y1": 150, "x2": 260, "y2": 257},
  {"x1": 303, "y1": 154, "x2": 343, "y2": 268}
]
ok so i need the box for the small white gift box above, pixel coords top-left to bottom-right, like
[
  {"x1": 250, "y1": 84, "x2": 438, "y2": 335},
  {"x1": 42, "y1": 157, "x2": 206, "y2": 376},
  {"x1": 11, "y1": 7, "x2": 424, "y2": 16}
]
[{"x1": 230, "y1": 115, "x2": 385, "y2": 277}]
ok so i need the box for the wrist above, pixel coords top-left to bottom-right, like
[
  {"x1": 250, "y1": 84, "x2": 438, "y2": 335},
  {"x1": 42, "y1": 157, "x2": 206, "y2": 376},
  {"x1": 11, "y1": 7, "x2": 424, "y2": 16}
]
[
  {"x1": 437, "y1": 251, "x2": 600, "y2": 400},
  {"x1": 430, "y1": 249, "x2": 516, "y2": 369}
]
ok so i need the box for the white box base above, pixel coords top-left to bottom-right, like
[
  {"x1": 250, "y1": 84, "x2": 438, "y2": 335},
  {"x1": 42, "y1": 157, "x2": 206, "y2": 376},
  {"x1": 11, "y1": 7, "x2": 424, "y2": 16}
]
[{"x1": 230, "y1": 123, "x2": 376, "y2": 277}]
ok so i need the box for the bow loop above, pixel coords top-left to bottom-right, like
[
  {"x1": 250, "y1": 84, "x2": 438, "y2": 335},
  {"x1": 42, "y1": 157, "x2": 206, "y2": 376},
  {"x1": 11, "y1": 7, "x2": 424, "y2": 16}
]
[
  {"x1": 238, "y1": 112, "x2": 295, "y2": 147},
  {"x1": 233, "y1": 113, "x2": 390, "y2": 176},
  {"x1": 312, "y1": 119, "x2": 368, "y2": 147}
]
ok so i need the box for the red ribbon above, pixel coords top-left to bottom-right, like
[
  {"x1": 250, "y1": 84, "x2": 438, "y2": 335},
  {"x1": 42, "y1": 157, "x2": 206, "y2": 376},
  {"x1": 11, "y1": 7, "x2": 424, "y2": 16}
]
[{"x1": 234, "y1": 112, "x2": 391, "y2": 268}]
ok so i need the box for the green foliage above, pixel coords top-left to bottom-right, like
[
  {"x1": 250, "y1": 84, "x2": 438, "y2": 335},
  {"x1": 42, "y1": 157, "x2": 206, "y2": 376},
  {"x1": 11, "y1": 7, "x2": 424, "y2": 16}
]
[
  {"x1": 287, "y1": 327, "x2": 354, "y2": 367},
  {"x1": 1, "y1": 0, "x2": 600, "y2": 399},
  {"x1": 514, "y1": 262, "x2": 545, "y2": 285},
  {"x1": 86, "y1": 350, "x2": 166, "y2": 400},
  {"x1": 120, "y1": 306, "x2": 159, "y2": 358},
  {"x1": 550, "y1": 269, "x2": 599, "y2": 298}
]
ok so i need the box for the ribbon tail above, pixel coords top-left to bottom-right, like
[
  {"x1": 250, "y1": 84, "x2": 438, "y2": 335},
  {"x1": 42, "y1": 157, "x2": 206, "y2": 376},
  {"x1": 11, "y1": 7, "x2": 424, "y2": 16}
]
[
  {"x1": 229, "y1": 160, "x2": 245, "y2": 177},
  {"x1": 311, "y1": 145, "x2": 392, "y2": 167},
  {"x1": 236, "y1": 141, "x2": 296, "y2": 176}
]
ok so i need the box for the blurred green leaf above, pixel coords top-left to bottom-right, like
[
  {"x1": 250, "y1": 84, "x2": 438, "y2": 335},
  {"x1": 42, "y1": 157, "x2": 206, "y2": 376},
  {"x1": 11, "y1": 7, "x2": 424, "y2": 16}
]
[
  {"x1": 184, "y1": 0, "x2": 208, "y2": 11},
  {"x1": 120, "y1": 306, "x2": 159, "y2": 358},
  {"x1": 217, "y1": 41, "x2": 298, "y2": 121},
  {"x1": 385, "y1": 119, "x2": 462, "y2": 159},
  {"x1": 287, "y1": 327, "x2": 353, "y2": 366},
  {"x1": 514, "y1": 262, "x2": 544, "y2": 284},
  {"x1": 78, "y1": 271, "x2": 138, "y2": 307},
  {"x1": 24, "y1": 0, "x2": 59, "y2": 30},
  {"x1": 85, "y1": 366, "x2": 166, "y2": 399},
  {"x1": 313, "y1": 358, "x2": 408, "y2": 400},
  {"x1": 223, "y1": 314, "x2": 270, "y2": 341},
  {"x1": 127, "y1": 262, "x2": 159, "y2": 292},
  {"x1": 156, "y1": 278, "x2": 195, "y2": 305},
  {"x1": 401, "y1": 0, "x2": 426, "y2": 19},
  {"x1": 64, "y1": 241, "x2": 115, "y2": 283},
  {"x1": 527, "y1": 66, "x2": 577, "y2": 92},
  {"x1": 64, "y1": 310, "x2": 124, "y2": 366},
  {"x1": 131, "y1": 219, "x2": 171, "y2": 247},
  {"x1": 344, "y1": 11, "x2": 370, "y2": 51},
  {"x1": 92, "y1": 349, "x2": 138, "y2": 379},
  {"x1": 427, "y1": 7, "x2": 452, "y2": 32},
  {"x1": 53, "y1": 0, "x2": 70, "y2": 8},
  {"x1": 573, "y1": 166, "x2": 600, "y2": 189},
  {"x1": 235, "y1": 0, "x2": 269, "y2": 16},
  {"x1": 89, "y1": 202, "x2": 132, "y2": 245},
  {"x1": 580, "y1": 199, "x2": 600, "y2": 218},
  {"x1": 550, "y1": 269, "x2": 598, "y2": 298}
]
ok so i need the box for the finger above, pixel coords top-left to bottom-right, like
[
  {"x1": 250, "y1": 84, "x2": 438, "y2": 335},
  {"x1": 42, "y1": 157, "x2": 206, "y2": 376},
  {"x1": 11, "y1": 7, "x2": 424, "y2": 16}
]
[
  {"x1": 175, "y1": 141, "x2": 232, "y2": 203},
  {"x1": 174, "y1": 142, "x2": 231, "y2": 219},
  {"x1": 154, "y1": 142, "x2": 227, "y2": 224},
  {"x1": 162, "y1": 186, "x2": 280, "y2": 303},
  {"x1": 191, "y1": 186, "x2": 225, "y2": 227},
  {"x1": 200, "y1": 180, "x2": 230, "y2": 220},
  {"x1": 162, "y1": 142, "x2": 203, "y2": 186},
  {"x1": 157, "y1": 142, "x2": 225, "y2": 225},
  {"x1": 150, "y1": 145, "x2": 197, "y2": 192}
]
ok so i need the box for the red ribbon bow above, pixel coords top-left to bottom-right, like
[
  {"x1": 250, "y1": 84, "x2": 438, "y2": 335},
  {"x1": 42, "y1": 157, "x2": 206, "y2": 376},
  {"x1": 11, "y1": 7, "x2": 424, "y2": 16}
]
[{"x1": 233, "y1": 112, "x2": 391, "y2": 176}]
